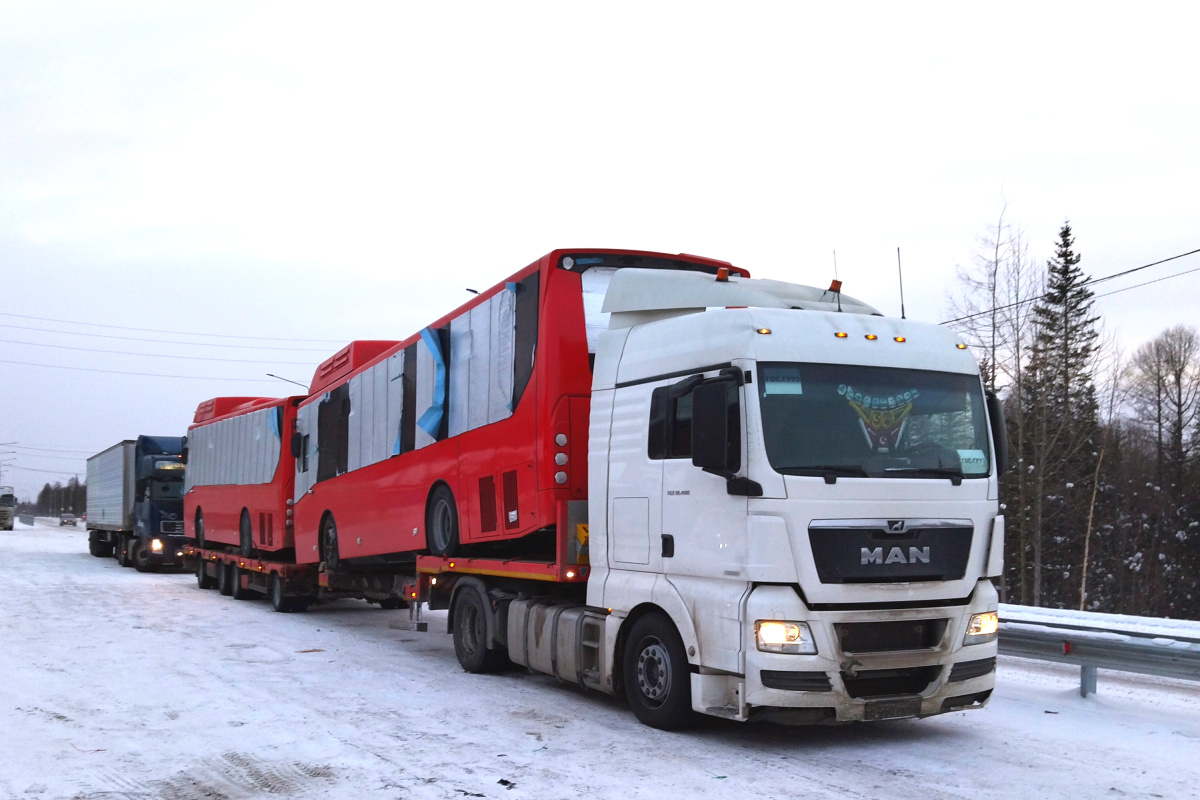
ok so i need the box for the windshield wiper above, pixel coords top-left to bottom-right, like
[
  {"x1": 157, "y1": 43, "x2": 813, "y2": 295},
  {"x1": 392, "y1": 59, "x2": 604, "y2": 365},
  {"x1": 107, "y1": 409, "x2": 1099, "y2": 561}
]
[
  {"x1": 883, "y1": 466, "x2": 964, "y2": 485},
  {"x1": 779, "y1": 465, "x2": 869, "y2": 484}
]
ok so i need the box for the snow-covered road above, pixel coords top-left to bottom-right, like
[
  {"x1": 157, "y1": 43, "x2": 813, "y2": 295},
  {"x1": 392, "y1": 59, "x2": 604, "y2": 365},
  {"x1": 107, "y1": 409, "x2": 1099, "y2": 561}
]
[{"x1": 2, "y1": 520, "x2": 1198, "y2": 800}]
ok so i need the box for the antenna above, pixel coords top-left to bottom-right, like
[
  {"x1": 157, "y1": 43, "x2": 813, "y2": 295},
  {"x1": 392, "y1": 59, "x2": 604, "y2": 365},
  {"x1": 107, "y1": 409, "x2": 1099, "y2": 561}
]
[
  {"x1": 266, "y1": 373, "x2": 308, "y2": 389},
  {"x1": 896, "y1": 247, "x2": 907, "y2": 319},
  {"x1": 833, "y1": 250, "x2": 839, "y2": 282}
]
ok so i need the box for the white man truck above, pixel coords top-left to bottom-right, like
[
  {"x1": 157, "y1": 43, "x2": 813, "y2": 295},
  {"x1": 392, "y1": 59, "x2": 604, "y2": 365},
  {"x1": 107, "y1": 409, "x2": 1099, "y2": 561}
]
[
  {"x1": 0, "y1": 486, "x2": 15, "y2": 531},
  {"x1": 405, "y1": 260, "x2": 1007, "y2": 730}
]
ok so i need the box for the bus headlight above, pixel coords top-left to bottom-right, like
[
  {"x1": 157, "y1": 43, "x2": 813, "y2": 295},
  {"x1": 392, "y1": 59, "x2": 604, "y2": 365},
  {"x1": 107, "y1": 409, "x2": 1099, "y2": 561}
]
[
  {"x1": 150, "y1": 538, "x2": 164, "y2": 553},
  {"x1": 964, "y1": 611, "x2": 999, "y2": 645},
  {"x1": 755, "y1": 620, "x2": 817, "y2": 654}
]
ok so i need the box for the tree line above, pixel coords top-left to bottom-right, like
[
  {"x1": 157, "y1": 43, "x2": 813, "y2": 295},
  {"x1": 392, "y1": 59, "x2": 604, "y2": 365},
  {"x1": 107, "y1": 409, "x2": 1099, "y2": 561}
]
[
  {"x1": 32, "y1": 477, "x2": 86, "y2": 516},
  {"x1": 950, "y1": 211, "x2": 1199, "y2": 618}
]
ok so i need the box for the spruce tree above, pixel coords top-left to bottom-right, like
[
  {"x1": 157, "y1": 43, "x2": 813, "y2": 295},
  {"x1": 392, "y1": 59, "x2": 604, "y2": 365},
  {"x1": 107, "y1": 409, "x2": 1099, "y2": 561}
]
[{"x1": 1020, "y1": 222, "x2": 1100, "y2": 606}]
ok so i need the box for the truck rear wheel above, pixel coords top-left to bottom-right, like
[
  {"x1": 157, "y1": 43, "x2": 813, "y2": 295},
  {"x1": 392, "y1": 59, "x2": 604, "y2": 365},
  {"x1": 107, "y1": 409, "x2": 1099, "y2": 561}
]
[
  {"x1": 196, "y1": 558, "x2": 217, "y2": 589},
  {"x1": 131, "y1": 540, "x2": 157, "y2": 573},
  {"x1": 217, "y1": 561, "x2": 234, "y2": 596},
  {"x1": 622, "y1": 613, "x2": 693, "y2": 730},
  {"x1": 239, "y1": 510, "x2": 254, "y2": 557},
  {"x1": 426, "y1": 484, "x2": 460, "y2": 557},
  {"x1": 452, "y1": 585, "x2": 506, "y2": 673}
]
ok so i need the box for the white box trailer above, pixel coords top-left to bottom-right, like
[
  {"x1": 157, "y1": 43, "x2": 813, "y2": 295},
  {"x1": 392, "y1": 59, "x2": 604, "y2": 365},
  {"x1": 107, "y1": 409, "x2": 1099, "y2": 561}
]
[{"x1": 85, "y1": 441, "x2": 136, "y2": 532}]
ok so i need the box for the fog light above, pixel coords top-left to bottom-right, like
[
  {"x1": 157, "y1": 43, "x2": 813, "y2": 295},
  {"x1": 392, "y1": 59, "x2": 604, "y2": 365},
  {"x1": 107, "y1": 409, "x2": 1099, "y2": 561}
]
[
  {"x1": 964, "y1": 611, "x2": 999, "y2": 645},
  {"x1": 755, "y1": 620, "x2": 817, "y2": 654},
  {"x1": 150, "y1": 539, "x2": 164, "y2": 553}
]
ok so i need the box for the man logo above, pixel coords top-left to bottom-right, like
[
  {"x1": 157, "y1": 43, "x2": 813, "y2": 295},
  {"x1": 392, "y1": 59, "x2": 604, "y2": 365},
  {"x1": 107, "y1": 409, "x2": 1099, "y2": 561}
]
[{"x1": 861, "y1": 546, "x2": 931, "y2": 565}]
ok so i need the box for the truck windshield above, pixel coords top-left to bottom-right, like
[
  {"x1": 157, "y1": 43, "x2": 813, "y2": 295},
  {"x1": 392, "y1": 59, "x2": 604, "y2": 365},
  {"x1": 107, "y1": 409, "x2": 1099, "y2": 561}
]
[
  {"x1": 149, "y1": 480, "x2": 183, "y2": 500},
  {"x1": 756, "y1": 362, "x2": 991, "y2": 479},
  {"x1": 0, "y1": 494, "x2": 15, "y2": 507}
]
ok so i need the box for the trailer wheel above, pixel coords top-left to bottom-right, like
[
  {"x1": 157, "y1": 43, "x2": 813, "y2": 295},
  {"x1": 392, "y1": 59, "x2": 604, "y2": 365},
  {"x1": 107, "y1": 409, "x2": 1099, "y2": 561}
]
[
  {"x1": 622, "y1": 613, "x2": 693, "y2": 730},
  {"x1": 321, "y1": 515, "x2": 341, "y2": 570},
  {"x1": 452, "y1": 585, "x2": 506, "y2": 673},
  {"x1": 231, "y1": 565, "x2": 256, "y2": 601},
  {"x1": 88, "y1": 532, "x2": 110, "y2": 558},
  {"x1": 217, "y1": 560, "x2": 234, "y2": 596},
  {"x1": 132, "y1": 540, "x2": 157, "y2": 573},
  {"x1": 426, "y1": 484, "x2": 460, "y2": 557},
  {"x1": 378, "y1": 597, "x2": 407, "y2": 610},
  {"x1": 195, "y1": 510, "x2": 205, "y2": 547},
  {"x1": 196, "y1": 558, "x2": 217, "y2": 590},
  {"x1": 239, "y1": 510, "x2": 254, "y2": 557},
  {"x1": 268, "y1": 572, "x2": 303, "y2": 612}
]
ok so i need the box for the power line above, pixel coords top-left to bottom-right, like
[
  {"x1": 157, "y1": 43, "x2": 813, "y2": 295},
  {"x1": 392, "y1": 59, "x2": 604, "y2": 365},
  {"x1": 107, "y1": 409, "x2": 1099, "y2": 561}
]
[
  {"x1": 942, "y1": 246, "x2": 1200, "y2": 325},
  {"x1": 7, "y1": 465, "x2": 83, "y2": 476},
  {"x1": 6, "y1": 452, "x2": 88, "y2": 462},
  {"x1": 0, "y1": 358, "x2": 286, "y2": 382},
  {"x1": 10, "y1": 444, "x2": 96, "y2": 455},
  {"x1": 0, "y1": 311, "x2": 346, "y2": 343},
  {"x1": 0, "y1": 337, "x2": 319, "y2": 365},
  {"x1": 0, "y1": 323, "x2": 334, "y2": 352}
]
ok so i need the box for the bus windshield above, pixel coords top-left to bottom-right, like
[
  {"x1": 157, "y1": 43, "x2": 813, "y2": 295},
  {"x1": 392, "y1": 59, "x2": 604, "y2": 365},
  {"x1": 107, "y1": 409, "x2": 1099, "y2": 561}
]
[{"x1": 756, "y1": 362, "x2": 991, "y2": 479}]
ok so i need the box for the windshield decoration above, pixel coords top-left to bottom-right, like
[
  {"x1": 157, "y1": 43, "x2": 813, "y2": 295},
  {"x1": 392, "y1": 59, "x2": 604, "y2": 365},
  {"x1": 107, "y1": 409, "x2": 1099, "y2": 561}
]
[{"x1": 839, "y1": 385, "x2": 919, "y2": 452}]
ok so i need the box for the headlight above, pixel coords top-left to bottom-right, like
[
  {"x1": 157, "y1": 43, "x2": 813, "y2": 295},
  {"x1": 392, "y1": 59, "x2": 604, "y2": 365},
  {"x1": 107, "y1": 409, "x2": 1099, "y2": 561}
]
[
  {"x1": 755, "y1": 620, "x2": 817, "y2": 654},
  {"x1": 150, "y1": 538, "x2": 164, "y2": 553},
  {"x1": 964, "y1": 611, "x2": 998, "y2": 645}
]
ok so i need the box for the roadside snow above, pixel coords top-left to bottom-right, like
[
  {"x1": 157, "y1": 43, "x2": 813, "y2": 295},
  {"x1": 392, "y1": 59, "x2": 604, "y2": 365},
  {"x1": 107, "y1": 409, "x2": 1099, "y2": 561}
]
[{"x1": 2, "y1": 522, "x2": 1198, "y2": 800}]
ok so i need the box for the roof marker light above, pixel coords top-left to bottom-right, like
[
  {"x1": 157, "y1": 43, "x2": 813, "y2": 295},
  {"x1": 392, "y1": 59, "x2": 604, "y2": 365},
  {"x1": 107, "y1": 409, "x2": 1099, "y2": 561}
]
[
  {"x1": 756, "y1": 328, "x2": 772, "y2": 335},
  {"x1": 716, "y1": 267, "x2": 730, "y2": 282},
  {"x1": 865, "y1": 334, "x2": 879, "y2": 341},
  {"x1": 835, "y1": 332, "x2": 849, "y2": 339},
  {"x1": 894, "y1": 336, "x2": 907, "y2": 343},
  {"x1": 956, "y1": 343, "x2": 968, "y2": 350}
]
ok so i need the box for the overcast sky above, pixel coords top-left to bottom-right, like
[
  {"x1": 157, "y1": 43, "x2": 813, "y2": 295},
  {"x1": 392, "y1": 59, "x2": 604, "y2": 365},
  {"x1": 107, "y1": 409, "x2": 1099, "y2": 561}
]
[{"x1": 2, "y1": 2, "x2": 1198, "y2": 501}]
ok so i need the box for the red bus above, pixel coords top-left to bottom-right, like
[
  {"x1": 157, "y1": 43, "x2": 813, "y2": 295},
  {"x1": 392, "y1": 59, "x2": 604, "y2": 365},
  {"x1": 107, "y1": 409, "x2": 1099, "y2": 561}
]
[
  {"x1": 291, "y1": 249, "x2": 745, "y2": 569},
  {"x1": 183, "y1": 395, "x2": 304, "y2": 557}
]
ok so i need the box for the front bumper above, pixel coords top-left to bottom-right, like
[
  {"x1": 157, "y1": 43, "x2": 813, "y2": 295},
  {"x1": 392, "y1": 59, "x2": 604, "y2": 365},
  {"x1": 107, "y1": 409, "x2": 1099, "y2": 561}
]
[{"x1": 692, "y1": 579, "x2": 998, "y2": 723}]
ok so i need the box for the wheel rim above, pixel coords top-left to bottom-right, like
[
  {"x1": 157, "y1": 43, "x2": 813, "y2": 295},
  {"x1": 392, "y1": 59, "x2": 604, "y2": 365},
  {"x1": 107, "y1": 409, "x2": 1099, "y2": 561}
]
[
  {"x1": 635, "y1": 639, "x2": 671, "y2": 706},
  {"x1": 431, "y1": 499, "x2": 452, "y2": 552}
]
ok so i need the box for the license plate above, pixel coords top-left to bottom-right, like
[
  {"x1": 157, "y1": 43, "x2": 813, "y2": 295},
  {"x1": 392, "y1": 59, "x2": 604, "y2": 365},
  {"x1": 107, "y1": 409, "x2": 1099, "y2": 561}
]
[{"x1": 863, "y1": 697, "x2": 922, "y2": 721}]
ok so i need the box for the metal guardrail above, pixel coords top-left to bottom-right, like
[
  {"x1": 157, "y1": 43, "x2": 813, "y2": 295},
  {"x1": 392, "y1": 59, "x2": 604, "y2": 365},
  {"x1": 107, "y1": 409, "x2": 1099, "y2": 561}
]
[
  {"x1": 998, "y1": 604, "x2": 1200, "y2": 696},
  {"x1": 17, "y1": 514, "x2": 34, "y2": 526}
]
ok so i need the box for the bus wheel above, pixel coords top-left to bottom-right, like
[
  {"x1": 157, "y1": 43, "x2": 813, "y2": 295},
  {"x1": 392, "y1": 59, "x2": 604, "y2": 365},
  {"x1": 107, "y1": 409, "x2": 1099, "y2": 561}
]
[
  {"x1": 195, "y1": 510, "x2": 205, "y2": 548},
  {"x1": 196, "y1": 558, "x2": 217, "y2": 589},
  {"x1": 426, "y1": 485, "x2": 460, "y2": 557},
  {"x1": 322, "y1": 515, "x2": 341, "y2": 570},
  {"x1": 239, "y1": 510, "x2": 253, "y2": 557},
  {"x1": 452, "y1": 585, "x2": 505, "y2": 672},
  {"x1": 623, "y1": 613, "x2": 693, "y2": 730}
]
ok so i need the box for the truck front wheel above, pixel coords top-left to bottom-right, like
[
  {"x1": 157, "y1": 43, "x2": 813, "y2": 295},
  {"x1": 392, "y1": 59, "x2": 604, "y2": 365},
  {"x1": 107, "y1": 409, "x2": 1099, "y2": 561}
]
[
  {"x1": 132, "y1": 540, "x2": 157, "y2": 573},
  {"x1": 117, "y1": 536, "x2": 132, "y2": 568},
  {"x1": 452, "y1": 585, "x2": 506, "y2": 673},
  {"x1": 622, "y1": 613, "x2": 693, "y2": 730}
]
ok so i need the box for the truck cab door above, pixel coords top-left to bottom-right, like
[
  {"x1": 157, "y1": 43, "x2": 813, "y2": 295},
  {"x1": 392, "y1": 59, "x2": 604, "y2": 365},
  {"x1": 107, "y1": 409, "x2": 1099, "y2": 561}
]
[{"x1": 605, "y1": 381, "x2": 663, "y2": 575}]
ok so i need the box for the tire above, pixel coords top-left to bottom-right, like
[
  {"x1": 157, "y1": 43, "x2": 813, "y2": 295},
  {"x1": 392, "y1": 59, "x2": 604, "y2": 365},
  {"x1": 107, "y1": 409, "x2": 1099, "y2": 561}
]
[
  {"x1": 622, "y1": 613, "x2": 693, "y2": 730},
  {"x1": 378, "y1": 597, "x2": 407, "y2": 610},
  {"x1": 217, "y1": 560, "x2": 234, "y2": 596},
  {"x1": 131, "y1": 539, "x2": 157, "y2": 573},
  {"x1": 88, "y1": 534, "x2": 106, "y2": 558},
  {"x1": 268, "y1": 572, "x2": 302, "y2": 613},
  {"x1": 452, "y1": 585, "x2": 506, "y2": 672},
  {"x1": 239, "y1": 510, "x2": 253, "y2": 557},
  {"x1": 195, "y1": 510, "x2": 205, "y2": 548},
  {"x1": 321, "y1": 515, "x2": 340, "y2": 571},
  {"x1": 196, "y1": 558, "x2": 217, "y2": 590},
  {"x1": 231, "y1": 565, "x2": 255, "y2": 601},
  {"x1": 426, "y1": 484, "x2": 460, "y2": 557},
  {"x1": 117, "y1": 536, "x2": 133, "y2": 568}
]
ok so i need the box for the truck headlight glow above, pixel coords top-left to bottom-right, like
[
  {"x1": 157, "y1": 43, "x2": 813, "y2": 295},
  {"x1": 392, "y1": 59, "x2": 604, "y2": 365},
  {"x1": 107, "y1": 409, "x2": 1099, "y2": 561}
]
[
  {"x1": 964, "y1": 611, "x2": 999, "y2": 645},
  {"x1": 150, "y1": 538, "x2": 164, "y2": 553},
  {"x1": 755, "y1": 620, "x2": 817, "y2": 654}
]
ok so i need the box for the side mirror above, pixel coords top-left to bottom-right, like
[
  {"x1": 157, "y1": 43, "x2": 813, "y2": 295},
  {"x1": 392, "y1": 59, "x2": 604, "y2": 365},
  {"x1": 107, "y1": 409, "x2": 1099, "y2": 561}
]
[
  {"x1": 986, "y1": 391, "x2": 1009, "y2": 474},
  {"x1": 691, "y1": 381, "x2": 739, "y2": 476},
  {"x1": 180, "y1": 447, "x2": 188, "y2": 465},
  {"x1": 290, "y1": 432, "x2": 303, "y2": 459}
]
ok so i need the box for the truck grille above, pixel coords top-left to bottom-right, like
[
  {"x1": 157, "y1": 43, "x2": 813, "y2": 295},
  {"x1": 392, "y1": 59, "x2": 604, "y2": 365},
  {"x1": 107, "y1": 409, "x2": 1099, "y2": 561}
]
[
  {"x1": 159, "y1": 520, "x2": 184, "y2": 534},
  {"x1": 834, "y1": 619, "x2": 948, "y2": 653},
  {"x1": 948, "y1": 657, "x2": 996, "y2": 682},
  {"x1": 842, "y1": 666, "x2": 942, "y2": 698},
  {"x1": 808, "y1": 519, "x2": 973, "y2": 583},
  {"x1": 760, "y1": 671, "x2": 833, "y2": 692}
]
